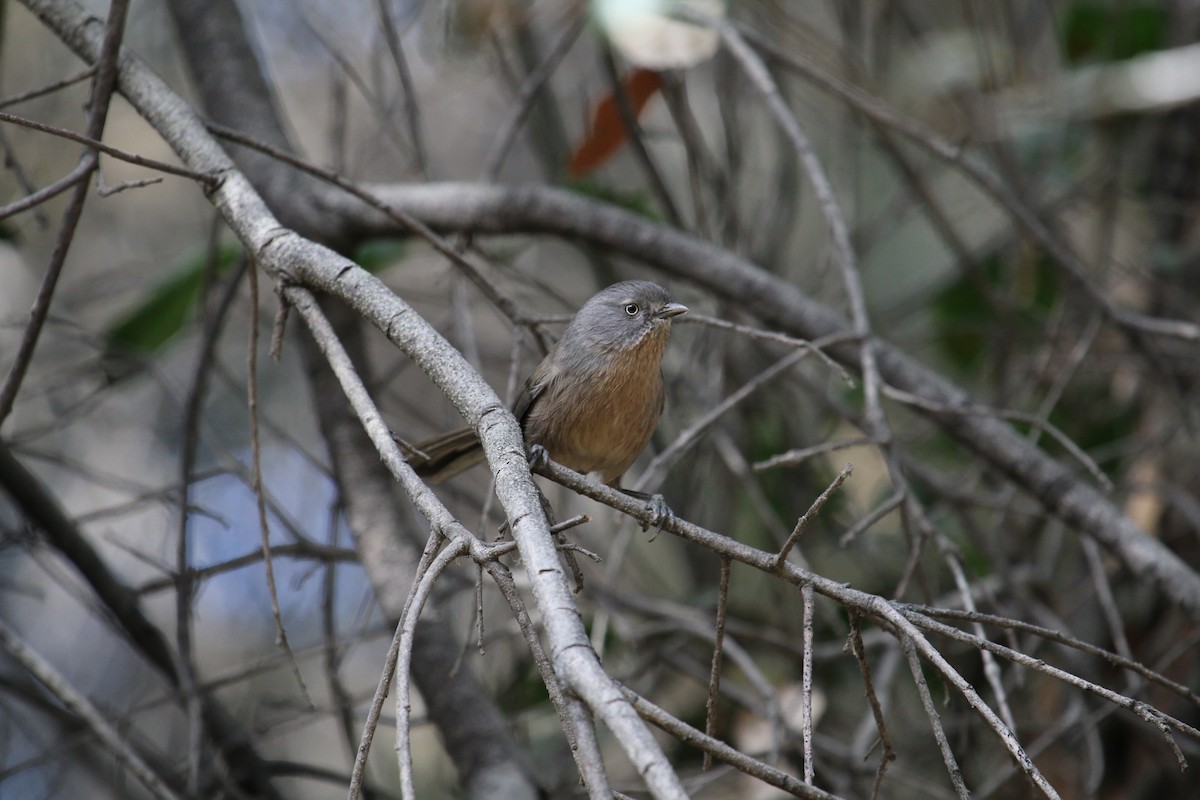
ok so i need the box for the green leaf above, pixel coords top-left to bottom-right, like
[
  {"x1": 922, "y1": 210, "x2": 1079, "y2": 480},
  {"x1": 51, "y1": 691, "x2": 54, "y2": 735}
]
[
  {"x1": 931, "y1": 253, "x2": 1060, "y2": 373},
  {"x1": 103, "y1": 243, "x2": 242, "y2": 371},
  {"x1": 931, "y1": 270, "x2": 992, "y2": 371},
  {"x1": 353, "y1": 239, "x2": 407, "y2": 274},
  {"x1": 1063, "y1": 4, "x2": 1166, "y2": 64}
]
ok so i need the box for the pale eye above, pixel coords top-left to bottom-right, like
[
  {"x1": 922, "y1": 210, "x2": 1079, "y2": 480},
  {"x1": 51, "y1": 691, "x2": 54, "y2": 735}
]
[{"x1": 624, "y1": 303, "x2": 640, "y2": 316}]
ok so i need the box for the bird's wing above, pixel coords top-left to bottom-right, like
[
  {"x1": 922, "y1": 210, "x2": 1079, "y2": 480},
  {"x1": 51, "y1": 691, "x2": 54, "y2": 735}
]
[{"x1": 513, "y1": 355, "x2": 557, "y2": 427}]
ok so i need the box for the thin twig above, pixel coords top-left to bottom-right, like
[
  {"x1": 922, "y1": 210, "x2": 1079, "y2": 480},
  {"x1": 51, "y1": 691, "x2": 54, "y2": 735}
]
[
  {"x1": 135, "y1": 541, "x2": 358, "y2": 595},
  {"x1": 637, "y1": 347, "x2": 811, "y2": 492},
  {"x1": 481, "y1": 12, "x2": 585, "y2": 180},
  {"x1": 839, "y1": 492, "x2": 903, "y2": 548},
  {"x1": 247, "y1": 259, "x2": 314, "y2": 708},
  {"x1": 0, "y1": 618, "x2": 184, "y2": 800},
  {"x1": 532, "y1": 456, "x2": 1071, "y2": 795},
  {"x1": 0, "y1": 155, "x2": 91, "y2": 222},
  {"x1": 1, "y1": 0, "x2": 136, "y2": 424},
  {"x1": 776, "y1": 463, "x2": 853, "y2": 568},
  {"x1": 881, "y1": 385, "x2": 1114, "y2": 493},
  {"x1": 395, "y1": 538, "x2": 470, "y2": 800},
  {"x1": 712, "y1": 14, "x2": 885, "y2": 444},
  {"x1": 755, "y1": 438, "x2": 873, "y2": 472},
  {"x1": 0, "y1": 66, "x2": 95, "y2": 109},
  {"x1": 847, "y1": 614, "x2": 895, "y2": 800},
  {"x1": 206, "y1": 122, "x2": 532, "y2": 329},
  {"x1": 373, "y1": 0, "x2": 427, "y2": 176},
  {"x1": 0, "y1": 110, "x2": 213, "y2": 182},
  {"x1": 703, "y1": 556, "x2": 732, "y2": 771},
  {"x1": 734, "y1": 22, "x2": 1200, "y2": 344},
  {"x1": 901, "y1": 635, "x2": 971, "y2": 799},
  {"x1": 901, "y1": 608, "x2": 1200, "y2": 745},
  {"x1": 896, "y1": 604, "x2": 1200, "y2": 707},
  {"x1": 0, "y1": 125, "x2": 52, "y2": 226},
  {"x1": 96, "y1": 172, "x2": 164, "y2": 196},
  {"x1": 683, "y1": 309, "x2": 856, "y2": 386},
  {"x1": 800, "y1": 582, "x2": 815, "y2": 783},
  {"x1": 173, "y1": 248, "x2": 246, "y2": 797},
  {"x1": 598, "y1": 43, "x2": 683, "y2": 228},
  {"x1": 623, "y1": 686, "x2": 842, "y2": 800},
  {"x1": 348, "y1": 533, "x2": 444, "y2": 800}
]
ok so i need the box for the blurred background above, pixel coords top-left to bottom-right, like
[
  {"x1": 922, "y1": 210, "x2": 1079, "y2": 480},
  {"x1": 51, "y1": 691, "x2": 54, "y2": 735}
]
[{"x1": 2, "y1": 1, "x2": 1199, "y2": 797}]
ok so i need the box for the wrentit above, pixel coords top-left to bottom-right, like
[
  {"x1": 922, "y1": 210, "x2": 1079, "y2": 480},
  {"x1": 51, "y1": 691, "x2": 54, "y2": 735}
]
[{"x1": 408, "y1": 280, "x2": 686, "y2": 520}]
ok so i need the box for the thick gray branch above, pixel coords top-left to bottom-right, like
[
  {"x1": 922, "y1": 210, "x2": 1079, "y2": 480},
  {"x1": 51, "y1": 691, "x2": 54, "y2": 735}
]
[
  {"x1": 299, "y1": 301, "x2": 539, "y2": 800},
  {"x1": 328, "y1": 181, "x2": 1200, "y2": 620},
  {"x1": 17, "y1": 1, "x2": 688, "y2": 795}
]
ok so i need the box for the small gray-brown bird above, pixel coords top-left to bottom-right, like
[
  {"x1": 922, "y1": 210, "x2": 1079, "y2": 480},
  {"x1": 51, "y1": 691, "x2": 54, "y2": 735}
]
[{"x1": 408, "y1": 280, "x2": 686, "y2": 518}]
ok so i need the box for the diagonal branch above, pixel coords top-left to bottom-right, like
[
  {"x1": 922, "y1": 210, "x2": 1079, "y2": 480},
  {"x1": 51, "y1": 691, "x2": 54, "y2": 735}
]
[
  {"x1": 0, "y1": 438, "x2": 286, "y2": 800},
  {"x1": 325, "y1": 179, "x2": 1200, "y2": 621},
  {"x1": 0, "y1": 618, "x2": 184, "y2": 800}
]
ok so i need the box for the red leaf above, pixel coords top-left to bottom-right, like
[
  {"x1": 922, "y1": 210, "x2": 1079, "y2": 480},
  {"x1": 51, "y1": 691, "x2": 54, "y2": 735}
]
[{"x1": 568, "y1": 68, "x2": 663, "y2": 177}]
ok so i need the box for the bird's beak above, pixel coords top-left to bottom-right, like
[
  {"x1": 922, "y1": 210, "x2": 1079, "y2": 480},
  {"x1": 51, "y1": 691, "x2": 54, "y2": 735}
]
[{"x1": 655, "y1": 302, "x2": 688, "y2": 320}]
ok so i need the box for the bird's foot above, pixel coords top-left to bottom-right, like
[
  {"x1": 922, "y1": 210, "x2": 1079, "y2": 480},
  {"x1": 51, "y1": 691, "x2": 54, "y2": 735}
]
[
  {"x1": 643, "y1": 493, "x2": 675, "y2": 535},
  {"x1": 621, "y1": 488, "x2": 675, "y2": 535},
  {"x1": 527, "y1": 444, "x2": 550, "y2": 471}
]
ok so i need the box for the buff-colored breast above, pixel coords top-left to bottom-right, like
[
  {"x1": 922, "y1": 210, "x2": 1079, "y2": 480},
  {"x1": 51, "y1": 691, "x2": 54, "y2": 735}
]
[{"x1": 523, "y1": 329, "x2": 669, "y2": 486}]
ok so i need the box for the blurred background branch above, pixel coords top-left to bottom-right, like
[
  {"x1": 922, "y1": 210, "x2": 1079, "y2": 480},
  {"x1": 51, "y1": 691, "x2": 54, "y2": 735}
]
[{"x1": 2, "y1": 0, "x2": 1198, "y2": 798}]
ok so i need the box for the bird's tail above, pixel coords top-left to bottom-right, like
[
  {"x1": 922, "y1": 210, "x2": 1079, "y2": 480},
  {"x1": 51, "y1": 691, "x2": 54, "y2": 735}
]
[{"x1": 405, "y1": 426, "x2": 487, "y2": 483}]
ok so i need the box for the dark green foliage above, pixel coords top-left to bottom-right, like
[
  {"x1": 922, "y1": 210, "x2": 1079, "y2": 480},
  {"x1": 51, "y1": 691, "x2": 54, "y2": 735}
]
[
  {"x1": 931, "y1": 253, "x2": 1059, "y2": 373},
  {"x1": 352, "y1": 239, "x2": 407, "y2": 274},
  {"x1": 104, "y1": 242, "x2": 242, "y2": 358},
  {"x1": 1063, "y1": 3, "x2": 1166, "y2": 64}
]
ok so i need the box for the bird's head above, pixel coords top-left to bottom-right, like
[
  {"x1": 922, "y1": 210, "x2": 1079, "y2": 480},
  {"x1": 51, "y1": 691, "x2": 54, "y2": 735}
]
[{"x1": 565, "y1": 280, "x2": 688, "y2": 356}]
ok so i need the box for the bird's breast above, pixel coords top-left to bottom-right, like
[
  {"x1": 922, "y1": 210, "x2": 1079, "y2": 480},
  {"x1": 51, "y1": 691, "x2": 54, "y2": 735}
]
[{"x1": 524, "y1": 335, "x2": 668, "y2": 485}]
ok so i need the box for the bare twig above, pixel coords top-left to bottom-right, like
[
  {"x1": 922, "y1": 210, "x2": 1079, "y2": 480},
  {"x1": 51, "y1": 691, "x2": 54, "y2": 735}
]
[
  {"x1": 881, "y1": 385, "x2": 1113, "y2": 494},
  {"x1": 0, "y1": 110, "x2": 213, "y2": 182},
  {"x1": 838, "y1": 492, "x2": 902, "y2": 548},
  {"x1": 755, "y1": 439, "x2": 873, "y2": 472},
  {"x1": 531, "y1": 456, "x2": 1069, "y2": 793},
  {"x1": 206, "y1": 122, "x2": 533, "y2": 331},
  {"x1": 637, "y1": 347, "x2": 810, "y2": 492},
  {"x1": 847, "y1": 614, "x2": 895, "y2": 800},
  {"x1": 372, "y1": 0, "x2": 427, "y2": 176},
  {"x1": 734, "y1": 23, "x2": 1200, "y2": 345},
  {"x1": 901, "y1": 635, "x2": 972, "y2": 800},
  {"x1": 598, "y1": 43, "x2": 683, "y2": 228},
  {"x1": 899, "y1": 604, "x2": 1200, "y2": 707},
  {"x1": 348, "y1": 533, "x2": 443, "y2": 800},
  {"x1": 0, "y1": 66, "x2": 95, "y2": 109},
  {"x1": 623, "y1": 687, "x2": 843, "y2": 800},
  {"x1": 0, "y1": 0, "x2": 129, "y2": 425},
  {"x1": 776, "y1": 463, "x2": 853, "y2": 568},
  {"x1": 395, "y1": 538, "x2": 471, "y2": 799},
  {"x1": 0, "y1": 125, "x2": 52, "y2": 226},
  {"x1": 247, "y1": 259, "x2": 314, "y2": 707},
  {"x1": 481, "y1": 12, "x2": 585, "y2": 180},
  {"x1": 0, "y1": 618, "x2": 184, "y2": 800},
  {"x1": 681, "y1": 314, "x2": 856, "y2": 385},
  {"x1": 703, "y1": 556, "x2": 732, "y2": 771},
  {"x1": 0, "y1": 155, "x2": 91, "y2": 222},
  {"x1": 800, "y1": 582, "x2": 815, "y2": 784}
]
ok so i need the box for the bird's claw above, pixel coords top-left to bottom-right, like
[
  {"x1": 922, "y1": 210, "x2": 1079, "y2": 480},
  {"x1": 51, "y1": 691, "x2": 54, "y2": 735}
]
[
  {"x1": 527, "y1": 444, "x2": 550, "y2": 471},
  {"x1": 642, "y1": 493, "x2": 675, "y2": 535}
]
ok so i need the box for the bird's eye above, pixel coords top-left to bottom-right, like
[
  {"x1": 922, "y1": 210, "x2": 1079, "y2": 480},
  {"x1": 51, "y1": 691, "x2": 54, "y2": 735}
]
[{"x1": 624, "y1": 303, "x2": 640, "y2": 316}]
